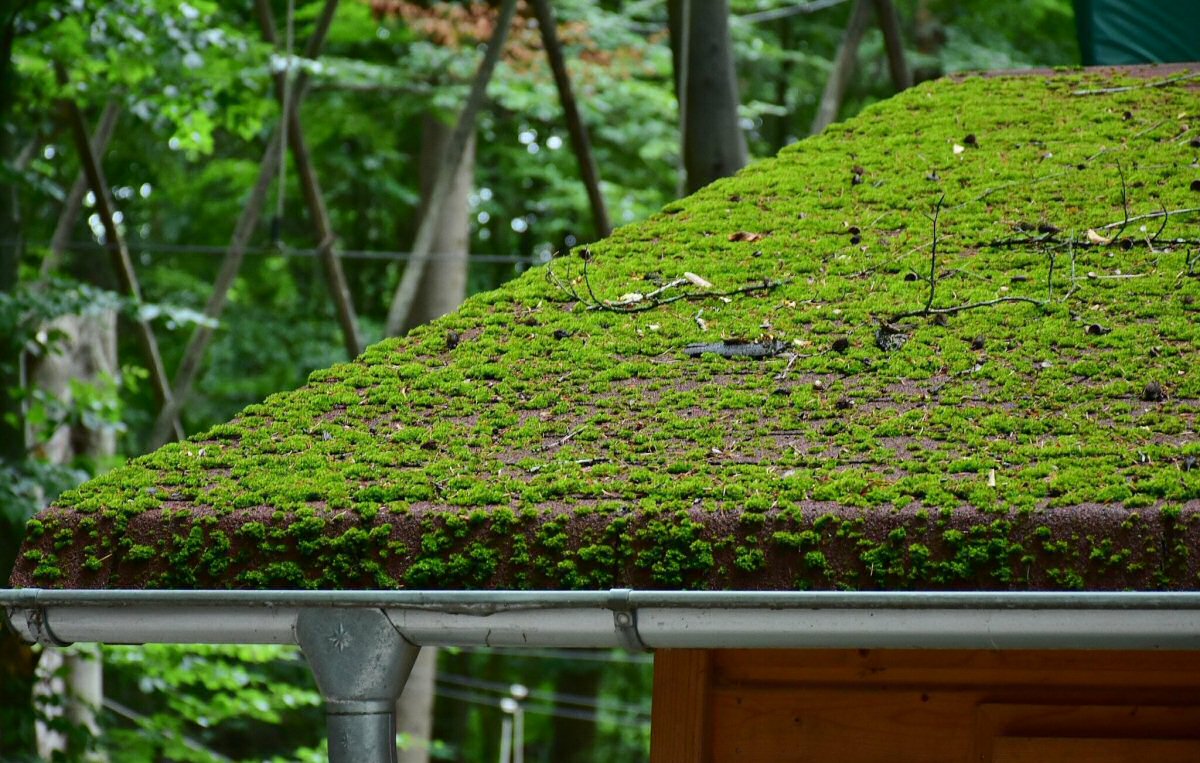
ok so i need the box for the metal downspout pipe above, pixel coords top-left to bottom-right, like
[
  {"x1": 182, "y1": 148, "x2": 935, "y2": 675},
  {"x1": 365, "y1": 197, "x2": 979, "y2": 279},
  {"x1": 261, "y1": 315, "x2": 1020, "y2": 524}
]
[{"x1": 295, "y1": 608, "x2": 419, "y2": 763}]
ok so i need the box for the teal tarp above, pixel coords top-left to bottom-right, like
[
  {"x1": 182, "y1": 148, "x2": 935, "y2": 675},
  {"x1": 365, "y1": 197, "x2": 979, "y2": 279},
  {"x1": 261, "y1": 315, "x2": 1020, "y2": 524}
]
[{"x1": 1074, "y1": 0, "x2": 1200, "y2": 64}]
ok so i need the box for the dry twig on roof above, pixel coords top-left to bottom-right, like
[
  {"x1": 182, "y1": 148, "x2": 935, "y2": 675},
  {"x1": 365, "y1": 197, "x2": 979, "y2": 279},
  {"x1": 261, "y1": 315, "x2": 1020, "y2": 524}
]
[
  {"x1": 890, "y1": 193, "x2": 1048, "y2": 324},
  {"x1": 1070, "y1": 71, "x2": 1200, "y2": 96},
  {"x1": 545, "y1": 248, "x2": 788, "y2": 314}
]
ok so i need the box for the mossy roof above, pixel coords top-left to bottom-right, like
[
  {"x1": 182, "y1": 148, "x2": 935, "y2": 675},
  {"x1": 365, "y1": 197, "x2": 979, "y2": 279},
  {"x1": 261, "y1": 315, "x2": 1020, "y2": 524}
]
[{"x1": 12, "y1": 66, "x2": 1200, "y2": 593}]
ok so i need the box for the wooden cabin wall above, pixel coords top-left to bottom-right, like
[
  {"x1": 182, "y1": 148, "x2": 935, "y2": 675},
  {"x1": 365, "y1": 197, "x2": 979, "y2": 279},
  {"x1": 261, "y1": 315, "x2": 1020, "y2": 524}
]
[{"x1": 650, "y1": 648, "x2": 1200, "y2": 763}]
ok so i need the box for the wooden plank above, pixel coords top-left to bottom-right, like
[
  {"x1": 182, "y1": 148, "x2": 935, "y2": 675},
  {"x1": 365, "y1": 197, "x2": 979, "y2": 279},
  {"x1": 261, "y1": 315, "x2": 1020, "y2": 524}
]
[
  {"x1": 696, "y1": 650, "x2": 1200, "y2": 762},
  {"x1": 712, "y1": 648, "x2": 1200, "y2": 690},
  {"x1": 650, "y1": 650, "x2": 711, "y2": 763},
  {"x1": 974, "y1": 703, "x2": 1200, "y2": 761},
  {"x1": 992, "y1": 737, "x2": 1200, "y2": 763},
  {"x1": 710, "y1": 685, "x2": 970, "y2": 763}
]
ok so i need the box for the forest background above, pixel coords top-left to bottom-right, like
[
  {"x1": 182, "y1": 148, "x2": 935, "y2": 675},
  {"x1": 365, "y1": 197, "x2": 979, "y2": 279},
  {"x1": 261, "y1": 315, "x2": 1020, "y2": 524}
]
[{"x1": 1, "y1": 1, "x2": 1078, "y2": 761}]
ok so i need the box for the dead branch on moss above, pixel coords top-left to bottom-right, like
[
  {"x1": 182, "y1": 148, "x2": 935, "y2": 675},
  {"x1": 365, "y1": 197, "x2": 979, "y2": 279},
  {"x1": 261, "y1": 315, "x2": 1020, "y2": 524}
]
[
  {"x1": 890, "y1": 194, "x2": 1048, "y2": 323},
  {"x1": 950, "y1": 168, "x2": 1073, "y2": 209},
  {"x1": 1111, "y1": 161, "x2": 1131, "y2": 241},
  {"x1": 1070, "y1": 72, "x2": 1200, "y2": 96},
  {"x1": 546, "y1": 248, "x2": 789, "y2": 314},
  {"x1": 890, "y1": 296, "x2": 1046, "y2": 322},
  {"x1": 920, "y1": 194, "x2": 945, "y2": 314},
  {"x1": 1099, "y1": 206, "x2": 1200, "y2": 230}
]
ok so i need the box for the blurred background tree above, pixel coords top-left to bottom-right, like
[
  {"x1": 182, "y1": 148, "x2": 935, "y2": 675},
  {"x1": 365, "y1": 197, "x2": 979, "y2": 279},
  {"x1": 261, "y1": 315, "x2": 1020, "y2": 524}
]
[{"x1": 1, "y1": 1, "x2": 1081, "y2": 760}]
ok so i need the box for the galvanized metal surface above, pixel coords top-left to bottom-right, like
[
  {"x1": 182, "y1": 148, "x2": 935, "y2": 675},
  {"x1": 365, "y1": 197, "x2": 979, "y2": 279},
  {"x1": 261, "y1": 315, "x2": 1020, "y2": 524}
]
[
  {"x1": 296, "y1": 609, "x2": 419, "y2": 763},
  {"x1": 7, "y1": 588, "x2": 1200, "y2": 763},
  {"x1": 6, "y1": 589, "x2": 1200, "y2": 650}
]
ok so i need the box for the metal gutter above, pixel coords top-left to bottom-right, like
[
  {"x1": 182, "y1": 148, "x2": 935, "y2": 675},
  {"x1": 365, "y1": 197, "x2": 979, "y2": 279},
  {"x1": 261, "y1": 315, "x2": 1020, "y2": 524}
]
[
  {"x1": 6, "y1": 589, "x2": 1200, "y2": 650},
  {"x1": 9, "y1": 588, "x2": 1200, "y2": 763}
]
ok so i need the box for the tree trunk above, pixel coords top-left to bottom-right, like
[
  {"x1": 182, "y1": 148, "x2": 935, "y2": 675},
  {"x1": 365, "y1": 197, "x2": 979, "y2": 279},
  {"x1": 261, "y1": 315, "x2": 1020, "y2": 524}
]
[
  {"x1": 401, "y1": 112, "x2": 475, "y2": 333},
  {"x1": 30, "y1": 310, "x2": 117, "y2": 760},
  {"x1": 811, "y1": 0, "x2": 872, "y2": 134},
  {"x1": 667, "y1": 0, "x2": 748, "y2": 194},
  {"x1": 396, "y1": 647, "x2": 438, "y2": 763}
]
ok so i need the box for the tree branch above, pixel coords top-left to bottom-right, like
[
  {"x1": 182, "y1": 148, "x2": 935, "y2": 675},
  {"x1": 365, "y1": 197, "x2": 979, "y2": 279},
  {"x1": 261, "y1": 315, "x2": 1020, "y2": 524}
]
[
  {"x1": 58, "y1": 76, "x2": 184, "y2": 443},
  {"x1": 385, "y1": 0, "x2": 519, "y2": 337}
]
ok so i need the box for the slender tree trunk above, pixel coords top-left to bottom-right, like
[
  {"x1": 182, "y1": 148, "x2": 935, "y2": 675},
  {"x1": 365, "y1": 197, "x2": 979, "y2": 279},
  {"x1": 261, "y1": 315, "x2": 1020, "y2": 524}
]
[
  {"x1": 30, "y1": 311, "x2": 117, "y2": 760},
  {"x1": 401, "y1": 113, "x2": 474, "y2": 333},
  {"x1": 397, "y1": 647, "x2": 438, "y2": 763},
  {"x1": 811, "y1": 0, "x2": 872, "y2": 134},
  {"x1": 667, "y1": 0, "x2": 748, "y2": 194}
]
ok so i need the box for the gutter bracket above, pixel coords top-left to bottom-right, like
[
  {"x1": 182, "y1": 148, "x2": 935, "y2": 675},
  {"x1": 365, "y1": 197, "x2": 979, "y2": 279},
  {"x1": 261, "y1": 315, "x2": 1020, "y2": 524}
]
[
  {"x1": 11, "y1": 602, "x2": 69, "y2": 647},
  {"x1": 607, "y1": 589, "x2": 649, "y2": 652},
  {"x1": 296, "y1": 607, "x2": 420, "y2": 763}
]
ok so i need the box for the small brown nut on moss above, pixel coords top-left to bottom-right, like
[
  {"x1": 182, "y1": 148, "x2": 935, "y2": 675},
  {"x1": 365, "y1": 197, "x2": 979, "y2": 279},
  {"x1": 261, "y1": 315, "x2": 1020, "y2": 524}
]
[
  {"x1": 831, "y1": 337, "x2": 850, "y2": 353},
  {"x1": 1142, "y1": 381, "x2": 1166, "y2": 402}
]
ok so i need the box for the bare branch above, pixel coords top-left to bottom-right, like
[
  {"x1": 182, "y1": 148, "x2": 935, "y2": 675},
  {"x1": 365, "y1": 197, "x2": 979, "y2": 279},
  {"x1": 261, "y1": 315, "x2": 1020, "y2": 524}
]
[
  {"x1": 890, "y1": 296, "x2": 1046, "y2": 322},
  {"x1": 923, "y1": 193, "x2": 945, "y2": 314},
  {"x1": 1111, "y1": 160, "x2": 1130, "y2": 242},
  {"x1": 1070, "y1": 72, "x2": 1200, "y2": 96}
]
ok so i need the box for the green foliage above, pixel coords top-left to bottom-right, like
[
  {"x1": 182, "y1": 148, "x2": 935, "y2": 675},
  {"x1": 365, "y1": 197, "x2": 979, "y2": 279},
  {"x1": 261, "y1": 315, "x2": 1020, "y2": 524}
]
[
  {"x1": 101, "y1": 644, "x2": 324, "y2": 762},
  {"x1": 0, "y1": 2, "x2": 1109, "y2": 760}
]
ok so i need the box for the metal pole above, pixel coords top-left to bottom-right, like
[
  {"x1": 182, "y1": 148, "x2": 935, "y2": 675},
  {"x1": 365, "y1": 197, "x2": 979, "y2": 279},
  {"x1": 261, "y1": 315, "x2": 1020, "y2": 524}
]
[
  {"x1": 296, "y1": 608, "x2": 419, "y2": 763},
  {"x1": 510, "y1": 684, "x2": 528, "y2": 763},
  {"x1": 497, "y1": 703, "x2": 514, "y2": 763}
]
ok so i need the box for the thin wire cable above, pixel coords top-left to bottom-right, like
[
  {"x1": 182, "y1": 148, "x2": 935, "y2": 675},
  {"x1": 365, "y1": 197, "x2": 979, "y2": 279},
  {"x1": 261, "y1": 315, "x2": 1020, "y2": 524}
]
[
  {"x1": 8, "y1": 239, "x2": 541, "y2": 265},
  {"x1": 434, "y1": 686, "x2": 650, "y2": 728},
  {"x1": 438, "y1": 672, "x2": 650, "y2": 716}
]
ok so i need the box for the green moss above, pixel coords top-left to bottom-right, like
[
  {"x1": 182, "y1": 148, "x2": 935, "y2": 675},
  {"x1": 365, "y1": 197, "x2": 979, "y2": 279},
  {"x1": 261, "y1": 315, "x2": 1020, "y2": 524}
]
[
  {"x1": 14, "y1": 69, "x2": 1200, "y2": 593},
  {"x1": 125, "y1": 545, "x2": 156, "y2": 563}
]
